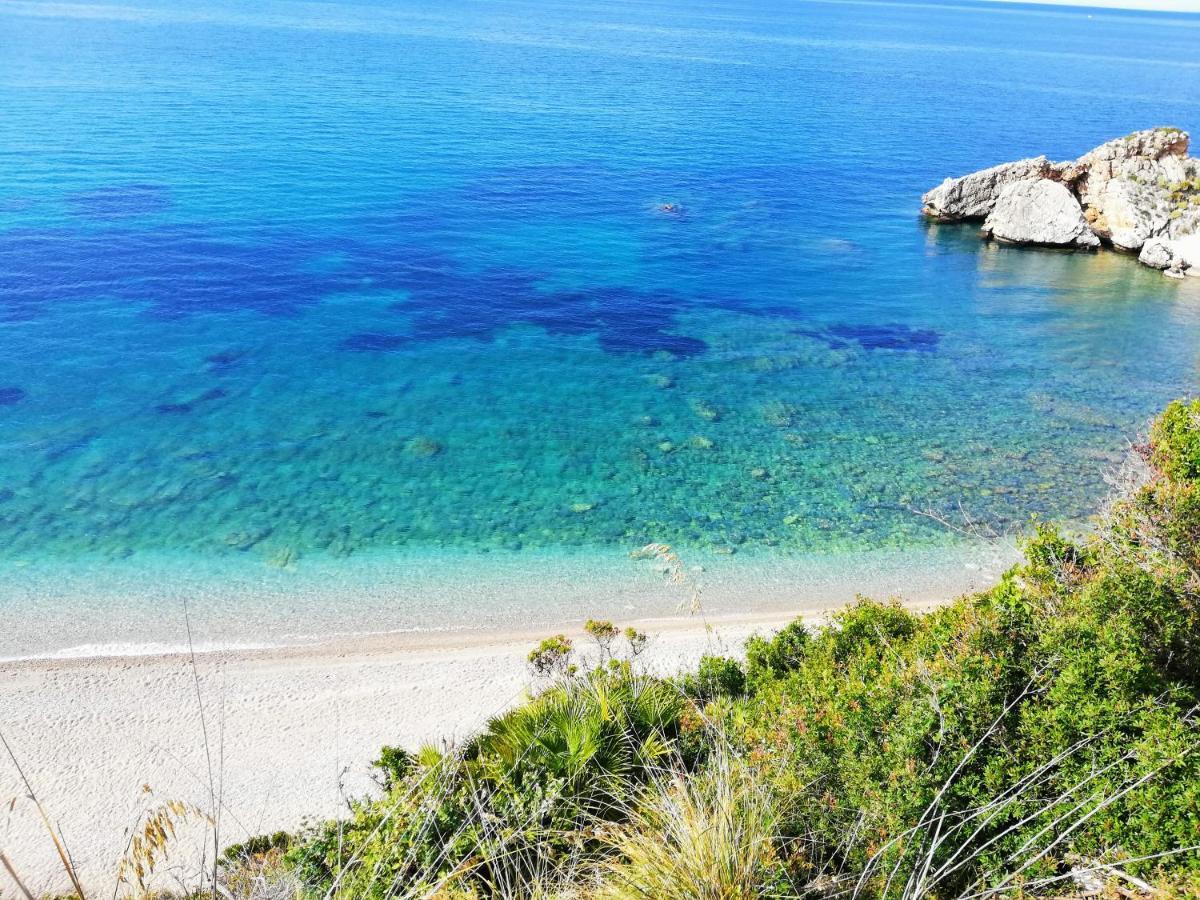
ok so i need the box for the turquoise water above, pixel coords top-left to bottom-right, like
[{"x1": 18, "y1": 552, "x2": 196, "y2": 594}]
[{"x1": 1, "y1": 0, "x2": 1199, "y2": 654}]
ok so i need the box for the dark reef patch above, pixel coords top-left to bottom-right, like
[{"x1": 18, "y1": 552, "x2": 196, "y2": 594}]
[
  {"x1": 346, "y1": 276, "x2": 709, "y2": 357},
  {"x1": 155, "y1": 387, "x2": 229, "y2": 415},
  {"x1": 798, "y1": 323, "x2": 939, "y2": 353},
  {"x1": 205, "y1": 350, "x2": 249, "y2": 371},
  {"x1": 0, "y1": 387, "x2": 26, "y2": 406},
  {"x1": 0, "y1": 219, "x2": 515, "y2": 323},
  {"x1": 2, "y1": 193, "x2": 811, "y2": 358}
]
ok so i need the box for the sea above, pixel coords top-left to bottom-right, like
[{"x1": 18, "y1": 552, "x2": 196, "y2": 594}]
[{"x1": 1, "y1": 0, "x2": 1199, "y2": 658}]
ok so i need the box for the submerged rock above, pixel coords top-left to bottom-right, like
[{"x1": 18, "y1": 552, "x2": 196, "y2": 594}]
[
  {"x1": 0, "y1": 386, "x2": 26, "y2": 406},
  {"x1": 689, "y1": 399, "x2": 720, "y2": 422},
  {"x1": 982, "y1": 180, "x2": 1100, "y2": 248},
  {"x1": 405, "y1": 436, "x2": 444, "y2": 458},
  {"x1": 924, "y1": 127, "x2": 1199, "y2": 275}
]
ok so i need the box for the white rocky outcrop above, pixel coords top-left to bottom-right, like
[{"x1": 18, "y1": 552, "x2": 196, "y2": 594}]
[
  {"x1": 982, "y1": 180, "x2": 1100, "y2": 249},
  {"x1": 923, "y1": 128, "x2": 1199, "y2": 276},
  {"x1": 1084, "y1": 178, "x2": 1171, "y2": 251},
  {"x1": 1139, "y1": 237, "x2": 1177, "y2": 269},
  {"x1": 922, "y1": 157, "x2": 1059, "y2": 221},
  {"x1": 1141, "y1": 234, "x2": 1200, "y2": 278}
]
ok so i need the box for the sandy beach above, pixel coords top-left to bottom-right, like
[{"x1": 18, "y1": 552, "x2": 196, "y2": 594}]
[{"x1": 0, "y1": 571, "x2": 1001, "y2": 896}]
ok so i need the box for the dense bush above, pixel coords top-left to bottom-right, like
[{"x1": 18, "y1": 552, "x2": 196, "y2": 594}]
[
  {"x1": 1151, "y1": 398, "x2": 1200, "y2": 482},
  {"x1": 744, "y1": 619, "x2": 809, "y2": 686},
  {"x1": 283, "y1": 399, "x2": 1200, "y2": 898},
  {"x1": 677, "y1": 654, "x2": 747, "y2": 702},
  {"x1": 287, "y1": 665, "x2": 685, "y2": 896}
]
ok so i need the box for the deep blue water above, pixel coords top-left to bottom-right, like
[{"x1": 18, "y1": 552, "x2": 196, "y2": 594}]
[{"x1": 1, "y1": 0, "x2": 1199, "y2": 632}]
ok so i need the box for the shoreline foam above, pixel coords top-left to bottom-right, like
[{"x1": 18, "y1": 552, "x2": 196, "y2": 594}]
[{"x1": 0, "y1": 541, "x2": 1015, "y2": 661}]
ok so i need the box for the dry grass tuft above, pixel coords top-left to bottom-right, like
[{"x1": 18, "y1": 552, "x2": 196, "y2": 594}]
[
  {"x1": 116, "y1": 791, "x2": 212, "y2": 897},
  {"x1": 630, "y1": 543, "x2": 702, "y2": 614},
  {"x1": 594, "y1": 750, "x2": 786, "y2": 900}
]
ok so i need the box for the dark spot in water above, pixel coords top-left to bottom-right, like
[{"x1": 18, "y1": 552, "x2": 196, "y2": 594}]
[
  {"x1": 832, "y1": 324, "x2": 939, "y2": 351},
  {"x1": 798, "y1": 323, "x2": 939, "y2": 353},
  {"x1": 155, "y1": 387, "x2": 229, "y2": 415},
  {"x1": 531, "y1": 286, "x2": 708, "y2": 356},
  {"x1": 0, "y1": 387, "x2": 25, "y2": 406},
  {"x1": 364, "y1": 410, "x2": 388, "y2": 419},
  {"x1": 598, "y1": 322, "x2": 707, "y2": 356},
  {"x1": 67, "y1": 184, "x2": 172, "y2": 220},
  {"x1": 205, "y1": 350, "x2": 248, "y2": 371}
]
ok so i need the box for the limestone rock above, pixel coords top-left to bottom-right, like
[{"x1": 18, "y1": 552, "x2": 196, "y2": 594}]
[
  {"x1": 982, "y1": 179, "x2": 1100, "y2": 249},
  {"x1": 924, "y1": 127, "x2": 1198, "y2": 271},
  {"x1": 1140, "y1": 237, "x2": 1177, "y2": 269},
  {"x1": 1084, "y1": 177, "x2": 1172, "y2": 250},
  {"x1": 1076, "y1": 129, "x2": 1191, "y2": 249},
  {"x1": 1166, "y1": 203, "x2": 1200, "y2": 241},
  {"x1": 1141, "y1": 234, "x2": 1200, "y2": 275},
  {"x1": 921, "y1": 157, "x2": 1056, "y2": 220},
  {"x1": 1075, "y1": 127, "x2": 1189, "y2": 188},
  {"x1": 1174, "y1": 234, "x2": 1200, "y2": 269}
]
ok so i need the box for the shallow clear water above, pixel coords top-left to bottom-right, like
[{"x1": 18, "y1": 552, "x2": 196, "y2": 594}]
[{"x1": 1, "y1": 0, "x2": 1199, "y2": 654}]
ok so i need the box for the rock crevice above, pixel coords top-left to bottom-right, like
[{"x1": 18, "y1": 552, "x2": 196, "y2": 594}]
[{"x1": 922, "y1": 127, "x2": 1200, "y2": 277}]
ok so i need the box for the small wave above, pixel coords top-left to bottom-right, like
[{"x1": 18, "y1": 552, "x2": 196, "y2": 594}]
[{"x1": 0, "y1": 639, "x2": 278, "y2": 663}]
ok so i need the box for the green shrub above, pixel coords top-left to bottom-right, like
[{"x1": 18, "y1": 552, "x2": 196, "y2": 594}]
[
  {"x1": 222, "y1": 830, "x2": 291, "y2": 862},
  {"x1": 1151, "y1": 398, "x2": 1200, "y2": 482},
  {"x1": 678, "y1": 654, "x2": 747, "y2": 701},
  {"x1": 745, "y1": 619, "x2": 809, "y2": 685},
  {"x1": 528, "y1": 633, "x2": 575, "y2": 677},
  {"x1": 290, "y1": 666, "x2": 686, "y2": 896},
  {"x1": 370, "y1": 744, "x2": 413, "y2": 790},
  {"x1": 826, "y1": 597, "x2": 917, "y2": 662},
  {"x1": 585, "y1": 618, "x2": 620, "y2": 663}
]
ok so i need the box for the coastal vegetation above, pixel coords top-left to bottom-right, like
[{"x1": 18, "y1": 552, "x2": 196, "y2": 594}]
[
  {"x1": 10, "y1": 399, "x2": 1200, "y2": 897},
  {"x1": 220, "y1": 401, "x2": 1200, "y2": 897}
]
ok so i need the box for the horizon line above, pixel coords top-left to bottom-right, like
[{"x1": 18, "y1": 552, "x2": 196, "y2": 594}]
[{"x1": 980, "y1": 0, "x2": 1200, "y2": 12}]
